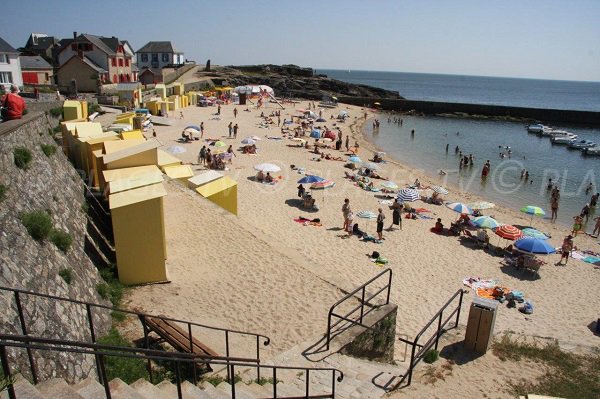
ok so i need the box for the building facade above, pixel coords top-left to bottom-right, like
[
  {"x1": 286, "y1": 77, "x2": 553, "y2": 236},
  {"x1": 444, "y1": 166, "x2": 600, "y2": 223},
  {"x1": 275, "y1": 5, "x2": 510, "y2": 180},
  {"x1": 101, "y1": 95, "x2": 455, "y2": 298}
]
[
  {"x1": 20, "y1": 55, "x2": 53, "y2": 85},
  {"x1": 0, "y1": 37, "x2": 23, "y2": 91},
  {"x1": 136, "y1": 41, "x2": 184, "y2": 71}
]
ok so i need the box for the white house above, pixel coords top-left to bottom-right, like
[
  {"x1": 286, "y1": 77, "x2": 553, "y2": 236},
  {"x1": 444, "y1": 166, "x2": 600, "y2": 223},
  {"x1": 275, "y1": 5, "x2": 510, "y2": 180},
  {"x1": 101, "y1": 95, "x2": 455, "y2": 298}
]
[
  {"x1": 136, "y1": 41, "x2": 184, "y2": 70},
  {"x1": 0, "y1": 37, "x2": 23, "y2": 91}
]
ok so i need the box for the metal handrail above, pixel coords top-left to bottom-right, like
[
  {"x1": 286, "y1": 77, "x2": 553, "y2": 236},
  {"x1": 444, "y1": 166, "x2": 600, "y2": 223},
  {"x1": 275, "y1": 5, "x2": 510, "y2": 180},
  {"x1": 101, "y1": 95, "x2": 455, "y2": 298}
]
[
  {"x1": 325, "y1": 269, "x2": 392, "y2": 350},
  {"x1": 394, "y1": 288, "x2": 464, "y2": 388},
  {"x1": 0, "y1": 286, "x2": 271, "y2": 384},
  {"x1": 0, "y1": 334, "x2": 343, "y2": 399}
]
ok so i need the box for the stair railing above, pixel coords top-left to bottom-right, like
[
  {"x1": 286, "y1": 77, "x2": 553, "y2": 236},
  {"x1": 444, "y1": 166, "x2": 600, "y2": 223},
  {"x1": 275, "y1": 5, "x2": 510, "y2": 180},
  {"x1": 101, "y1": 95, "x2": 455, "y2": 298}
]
[
  {"x1": 0, "y1": 286, "x2": 270, "y2": 385},
  {"x1": 0, "y1": 334, "x2": 343, "y2": 399},
  {"x1": 325, "y1": 268, "x2": 392, "y2": 350}
]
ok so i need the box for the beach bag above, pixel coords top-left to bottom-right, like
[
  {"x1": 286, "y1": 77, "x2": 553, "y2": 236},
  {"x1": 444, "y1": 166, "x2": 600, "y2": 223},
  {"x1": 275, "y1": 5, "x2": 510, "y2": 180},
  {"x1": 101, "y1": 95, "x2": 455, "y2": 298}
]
[
  {"x1": 353, "y1": 223, "x2": 360, "y2": 234},
  {"x1": 371, "y1": 251, "x2": 380, "y2": 259}
]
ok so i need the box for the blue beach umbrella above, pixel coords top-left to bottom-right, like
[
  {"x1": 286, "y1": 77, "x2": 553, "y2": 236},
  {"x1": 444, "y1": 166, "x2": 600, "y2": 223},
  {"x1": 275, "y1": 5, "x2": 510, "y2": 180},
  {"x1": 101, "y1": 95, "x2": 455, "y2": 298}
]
[
  {"x1": 348, "y1": 156, "x2": 362, "y2": 163},
  {"x1": 397, "y1": 188, "x2": 420, "y2": 203},
  {"x1": 514, "y1": 237, "x2": 556, "y2": 255},
  {"x1": 521, "y1": 228, "x2": 549, "y2": 240},
  {"x1": 297, "y1": 175, "x2": 325, "y2": 184},
  {"x1": 446, "y1": 202, "x2": 473, "y2": 215},
  {"x1": 472, "y1": 216, "x2": 501, "y2": 230},
  {"x1": 310, "y1": 129, "x2": 321, "y2": 138}
]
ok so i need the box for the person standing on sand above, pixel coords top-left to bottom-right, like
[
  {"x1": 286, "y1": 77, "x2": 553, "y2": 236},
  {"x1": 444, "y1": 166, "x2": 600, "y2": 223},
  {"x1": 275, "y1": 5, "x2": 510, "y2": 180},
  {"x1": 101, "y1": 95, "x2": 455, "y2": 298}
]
[
  {"x1": 228, "y1": 122, "x2": 233, "y2": 138},
  {"x1": 200, "y1": 122, "x2": 204, "y2": 138},
  {"x1": 233, "y1": 108, "x2": 238, "y2": 118},
  {"x1": 233, "y1": 123, "x2": 239, "y2": 138},
  {"x1": 388, "y1": 199, "x2": 402, "y2": 231},
  {"x1": 377, "y1": 208, "x2": 385, "y2": 240},
  {"x1": 558, "y1": 235, "x2": 574, "y2": 265},
  {"x1": 345, "y1": 136, "x2": 350, "y2": 152},
  {"x1": 550, "y1": 195, "x2": 559, "y2": 223},
  {"x1": 342, "y1": 199, "x2": 351, "y2": 231},
  {"x1": 217, "y1": 104, "x2": 221, "y2": 115}
]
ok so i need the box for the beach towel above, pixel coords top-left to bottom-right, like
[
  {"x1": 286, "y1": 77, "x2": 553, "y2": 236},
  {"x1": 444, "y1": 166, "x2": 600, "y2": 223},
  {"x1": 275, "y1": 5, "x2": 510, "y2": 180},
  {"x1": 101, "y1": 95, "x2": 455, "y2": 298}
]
[
  {"x1": 379, "y1": 200, "x2": 394, "y2": 205},
  {"x1": 418, "y1": 215, "x2": 433, "y2": 220},
  {"x1": 583, "y1": 256, "x2": 600, "y2": 264},
  {"x1": 570, "y1": 251, "x2": 587, "y2": 261},
  {"x1": 462, "y1": 277, "x2": 498, "y2": 290},
  {"x1": 414, "y1": 208, "x2": 431, "y2": 213}
]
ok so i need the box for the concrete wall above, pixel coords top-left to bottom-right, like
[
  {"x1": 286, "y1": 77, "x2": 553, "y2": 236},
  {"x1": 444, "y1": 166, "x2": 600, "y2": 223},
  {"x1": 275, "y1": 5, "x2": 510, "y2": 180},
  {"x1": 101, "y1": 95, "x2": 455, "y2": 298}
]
[
  {"x1": 339, "y1": 97, "x2": 600, "y2": 126},
  {"x1": 0, "y1": 112, "x2": 111, "y2": 383}
]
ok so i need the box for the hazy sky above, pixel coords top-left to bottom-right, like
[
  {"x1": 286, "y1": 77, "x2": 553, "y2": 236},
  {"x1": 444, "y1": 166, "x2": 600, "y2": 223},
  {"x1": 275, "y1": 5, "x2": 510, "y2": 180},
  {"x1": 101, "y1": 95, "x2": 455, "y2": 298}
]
[{"x1": 2, "y1": 0, "x2": 599, "y2": 81}]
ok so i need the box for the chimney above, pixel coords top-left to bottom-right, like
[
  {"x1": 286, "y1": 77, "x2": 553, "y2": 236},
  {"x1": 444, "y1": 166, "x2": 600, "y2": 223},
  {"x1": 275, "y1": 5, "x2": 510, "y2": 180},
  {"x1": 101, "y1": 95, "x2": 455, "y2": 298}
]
[{"x1": 73, "y1": 31, "x2": 77, "y2": 39}]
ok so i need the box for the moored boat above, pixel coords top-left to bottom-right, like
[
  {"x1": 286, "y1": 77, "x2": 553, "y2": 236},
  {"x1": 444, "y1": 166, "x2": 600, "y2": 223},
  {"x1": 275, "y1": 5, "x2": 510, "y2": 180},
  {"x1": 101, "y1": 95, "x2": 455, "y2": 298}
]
[
  {"x1": 582, "y1": 146, "x2": 600, "y2": 156},
  {"x1": 568, "y1": 140, "x2": 596, "y2": 150},
  {"x1": 551, "y1": 135, "x2": 577, "y2": 145},
  {"x1": 527, "y1": 123, "x2": 549, "y2": 133}
]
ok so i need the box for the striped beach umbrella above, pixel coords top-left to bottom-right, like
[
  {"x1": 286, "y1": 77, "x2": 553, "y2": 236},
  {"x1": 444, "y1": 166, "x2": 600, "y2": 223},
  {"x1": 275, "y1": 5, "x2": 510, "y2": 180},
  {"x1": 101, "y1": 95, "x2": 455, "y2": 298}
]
[
  {"x1": 514, "y1": 237, "x2": 556, "y2": 255},
  {"x1": 431, "y1": 186, "x2": 449, "y2": 195},
  {"x1": 472, "y1": 216, "x2": 501, "y2": 230},
  {"x1": 494, "y1": 225, "x2": 523, "y2": 240},
  {"x1": 468, "y1": 201, "x2": 496, "y2": 210},
  {"x1": 297, "y1": 175, "x2": 325, "y2": 184},
  {"x1": 311, "y1": 180, "x2": 335, "y2": 190},
  {"x1": 446, "y1": 202, "x2": 473, "y2": 215},
  {"x1": 397, "y1": 188, "x2": 420, "y2": 203},
  {"x1": 521, "y1": 228, "x2": 549, "y2": 240}
]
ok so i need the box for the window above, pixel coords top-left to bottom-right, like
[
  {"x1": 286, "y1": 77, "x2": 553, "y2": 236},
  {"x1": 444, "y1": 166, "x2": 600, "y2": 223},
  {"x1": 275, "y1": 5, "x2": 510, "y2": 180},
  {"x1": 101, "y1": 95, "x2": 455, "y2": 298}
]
[
  {"x1": 125, "y1": 59, "x2": 129, "y2": 67},
  {"x1": 0, "y1": 54, "x2": 7, "y2": 64},
  {"x1": 151, "y1": 53, "x2": 158, "y2": 62},
  {"x1": 113, "y1": 74, "x2": 117, "y2": 83},
  {"x1": 141, "y1": 53, "x2": 148, "y2": 62},
  {"x1": 71, "y1": 44, "x2": 77, "y2": 51},
  {"x1": 111, "y1": 58, "x2": 116, "y2": 67},
  {"x1": 0, "y1": 72, "x2": 13, "y2": 84},
  {"x1": 161, "y1": 53, "x2": 169, "y2": 63},
  {"x1": 118, "y1": 58, "x2": 123, "y2": 67}
]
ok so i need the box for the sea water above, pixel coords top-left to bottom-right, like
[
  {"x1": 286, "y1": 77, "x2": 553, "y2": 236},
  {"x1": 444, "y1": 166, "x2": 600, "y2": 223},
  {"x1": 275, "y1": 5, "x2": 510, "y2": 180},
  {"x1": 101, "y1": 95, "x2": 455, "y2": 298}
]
[{"x1": 316, "y1": 70, "x2": 600, "y2": 228}]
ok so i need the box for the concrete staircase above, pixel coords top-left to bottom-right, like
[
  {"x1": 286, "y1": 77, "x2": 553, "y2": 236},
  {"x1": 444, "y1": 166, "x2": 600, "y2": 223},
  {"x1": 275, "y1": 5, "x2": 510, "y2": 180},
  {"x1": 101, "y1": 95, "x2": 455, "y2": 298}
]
[{"x1": 0, "y1": 373, "x2": 325, "y2": 399}]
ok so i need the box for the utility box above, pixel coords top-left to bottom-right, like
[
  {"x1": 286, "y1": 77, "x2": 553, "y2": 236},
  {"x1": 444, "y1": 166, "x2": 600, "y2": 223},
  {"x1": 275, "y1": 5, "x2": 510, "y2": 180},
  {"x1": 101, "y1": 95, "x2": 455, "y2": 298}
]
[{"x1": 464, "y1": 297, "x2": 498, "y2": 354}]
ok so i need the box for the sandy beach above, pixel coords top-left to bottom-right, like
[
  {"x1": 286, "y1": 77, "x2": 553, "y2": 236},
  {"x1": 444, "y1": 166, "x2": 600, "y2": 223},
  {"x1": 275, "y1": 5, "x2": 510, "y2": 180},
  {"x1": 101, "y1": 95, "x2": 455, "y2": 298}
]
[{"x1": 115, "y1": 99, "x2": 599, "y2": 397}]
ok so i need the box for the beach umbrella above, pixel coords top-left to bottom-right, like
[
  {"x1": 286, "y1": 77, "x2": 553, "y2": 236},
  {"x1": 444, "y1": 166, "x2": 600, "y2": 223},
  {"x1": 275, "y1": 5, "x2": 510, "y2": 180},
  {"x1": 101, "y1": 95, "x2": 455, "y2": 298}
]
[
  {"x1": 397, "y1": 188, "x2": 420, "y2": 203},
  {"x1": 166, "y1": 145, "x2": 186, "y2": 154},
  {"x1": 472, "y1": 216, "x2": 501, "y2": 230},
  {"x1": 520, "y1": 205, "x2": 545, "y2": 217},
  {"x1": 241, "y1": 137, "x2": 256, "y2": 145},
  {"x1": 213, "y1": 141, "x2": 226, "y2": 148},
  {"x1": 430, "y1": 186, "x2": 449, "y2": 195},
  {"x1": 514, "y1": 237, "x2": 556, "y2": 255},
  {"x1": 311, "y1": 180, "x2": 335, "y2": 190},
  {"x1": 338, "y1": 110, "x2": 348, "y2": 118},
  {"x1": 374, "y1": 102, "x2": 381, "y2": 106},
  {"x1": 185, "y1": 125, "x2": 200, "y2": 131},
  {"x1": 251, "y1": 135, "x2": 262, "y2": 141},
  {"x1": 254, "y1": 163, "x2": 281, "y2": 173},
  {"x1": 521, "y1": 228, "x2": 549, "y2": 240},
  {"x1": 310, "y1": 129, "x2": 321, "y2": 138},
  {"x1": 316, "y1": 118, "x2": 326, "y2": 122},
  {"x1": 446, "y1": 202, "x2": 473, "y2": 215},
  {"x1": 297, "y1": 175, "x2": 325, "y2": 184},
  {"x1": 357, "y1": 210, "x2": 377, "y2": 234},
  {"x1": 494, "y1": 225, "x2": 523, "y2": 240},
  {"x1": 348, "y1": 156, "x2": 362, "y2": 163},
  {"x1": 468, "y1": 201, "x2": 496, "y2": 210},
  {"x1": 184, "y1": 127, "x2": 199, "y2": 134},
  {"x1": 380, "y1": 181, "x2": 399, "y2": 190},
  {"x1": 363, "y1": 162, "x2": 380, "y2": 170}
]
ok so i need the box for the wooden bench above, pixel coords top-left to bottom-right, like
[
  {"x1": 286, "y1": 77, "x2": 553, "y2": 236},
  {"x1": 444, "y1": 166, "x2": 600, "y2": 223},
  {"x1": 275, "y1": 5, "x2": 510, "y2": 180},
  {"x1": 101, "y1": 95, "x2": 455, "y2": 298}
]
[{"x1": 141, "y1": 315, "x2": 219, "y2": 370}]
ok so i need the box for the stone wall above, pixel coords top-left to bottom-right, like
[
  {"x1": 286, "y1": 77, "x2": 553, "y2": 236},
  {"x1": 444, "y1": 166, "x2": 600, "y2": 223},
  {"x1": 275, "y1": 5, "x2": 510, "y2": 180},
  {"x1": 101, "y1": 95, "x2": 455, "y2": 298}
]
[
  {"x1": 0, "y1": 112, "x2": 111, "y2": 383},
  {"x1": 340, "y1": 304, "x2": 397, "y2": 363}
]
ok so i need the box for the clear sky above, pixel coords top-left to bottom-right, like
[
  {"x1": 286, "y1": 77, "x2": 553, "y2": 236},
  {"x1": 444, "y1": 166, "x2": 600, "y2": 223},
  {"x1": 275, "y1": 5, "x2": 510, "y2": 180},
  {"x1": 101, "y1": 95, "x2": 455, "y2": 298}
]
[{"x1": 2, "y1": 0, "x2": 599, "y2": 81}]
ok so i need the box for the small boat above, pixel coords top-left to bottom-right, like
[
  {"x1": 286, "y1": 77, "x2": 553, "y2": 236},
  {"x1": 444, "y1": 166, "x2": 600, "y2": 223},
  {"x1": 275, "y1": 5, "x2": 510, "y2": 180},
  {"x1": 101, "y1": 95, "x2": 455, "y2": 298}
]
[
  {"x1": 527, "y1": 123, "x2": 548, "y2": 133},
  {"x1": 568, "y1": 140, "x2": 596, "y2": 150},
  {"x1": 551, "y1": 135, "x2": 577, "y2": 145},
  {"x1": 538, "y1": 126, "x2": 556, "y2": 136},
  {"x1": 583, "y1": 147, "x2": 600, "y2": 156}
]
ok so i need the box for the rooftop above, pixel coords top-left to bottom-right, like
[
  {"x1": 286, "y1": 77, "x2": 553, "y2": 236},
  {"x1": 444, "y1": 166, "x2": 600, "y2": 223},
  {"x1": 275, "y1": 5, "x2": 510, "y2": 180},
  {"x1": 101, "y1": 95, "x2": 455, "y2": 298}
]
[
  {"x1": 20, "y1": 55, "x2": 52, "y2": 70},
  {"x1": 137, "y1": 41, "x2": 183, "y2": 54},
  {"x1": 0, "y1": 37, "x2": 18, "y2": 54}
]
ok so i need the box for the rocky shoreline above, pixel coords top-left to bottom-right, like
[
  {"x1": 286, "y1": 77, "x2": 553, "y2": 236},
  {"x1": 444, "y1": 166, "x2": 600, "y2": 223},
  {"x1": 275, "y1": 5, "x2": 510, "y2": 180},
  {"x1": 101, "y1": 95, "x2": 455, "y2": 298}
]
[{"x1": 195, "y1": 64, "x2": 403, "y2": 100}]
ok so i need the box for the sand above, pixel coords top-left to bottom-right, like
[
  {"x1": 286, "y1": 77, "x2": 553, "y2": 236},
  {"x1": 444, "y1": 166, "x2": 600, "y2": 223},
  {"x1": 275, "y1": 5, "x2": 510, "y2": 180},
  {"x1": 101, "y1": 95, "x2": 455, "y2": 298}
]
[{"x1": 118, "y1": 99, "x2": 599, "y2": 396}]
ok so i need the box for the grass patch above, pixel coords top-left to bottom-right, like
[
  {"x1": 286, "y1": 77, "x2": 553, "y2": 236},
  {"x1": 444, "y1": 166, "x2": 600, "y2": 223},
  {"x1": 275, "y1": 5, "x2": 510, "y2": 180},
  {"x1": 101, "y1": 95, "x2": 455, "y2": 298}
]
[
  {"x1": 20, "y1": 210, "x2": 52, "y2": 241},
  {"x1": 204, "y1": 374, "x2": 224, "y2": 386},
  {"x1": 97, "y1": 264, "x2": 124, "y2": 306},
  {"x1": 88, "y1": 103, "x2": 101, "y2": 114},
  {"x1": 58, "y1": 268, "x2": 73, "y2": 284},
  {"x1": 48, "y1": 107, "x2": 63, "y2": 118},
  {"x1": 0, "y1": 184, "x2": 7, "y2": 203},
  {"x1": 111, "y1": 311, "x2": 127, "y2": 323},
  {"x1": 50, "y1": 228, "x2": 72, "y2": 253},
  {"x1": 492, "y1": 333, "x2": 600, "y2": 398},
  {"x1": 13, "y1": 147, "x2": 32, "y2": 169},
  {"x1": 423, "y1": 349, "x2": 439, "y2": 364},
  {"x1": 97, "y1": 328, "x2": 148, "y2": 384},
  {"x1": 40, "y1": 144, "x2": 56, "y2": 157},
  {"x1": 254, "y1": 376, "x2": 281, "y2": 385}
]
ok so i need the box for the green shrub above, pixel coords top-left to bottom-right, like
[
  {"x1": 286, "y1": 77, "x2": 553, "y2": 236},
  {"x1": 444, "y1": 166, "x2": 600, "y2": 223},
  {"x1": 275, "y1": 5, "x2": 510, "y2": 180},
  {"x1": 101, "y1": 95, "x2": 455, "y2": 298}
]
[
  {"x1": 58, "y1": 268, "x2": 73, "y2": 284},
  {"x1": 423, "y1": 349, "x2": 439, "y2": 364},
  {"x1": 40, "y1": 144, "x2": 56, "y2": 157},
  {"x1": 205, "y1": 375, "x2": 225, "y2": 386},
  {"x1": 0, "y1": 184, "x2": 7, "y2": 203},
  {"x1": 13, "y1": 147, "x2": 32, "y2": 169},
  {"x1": 53, "y1": 125, "x2": 62, "y2": 133},
  {"x1": 96, "y1": 283, "x2": 110, "y2": 300},
  {"x1": 88, "y1": 103, "x2": 101, "y2": 114},
  {"x1": 50, "y1": 229, "x2": 72, "y2": 253},
  {"x1": 49, "y1": 107, "x2": 63, "y2": 118},
  {"x1": 20, "y1": 210, "x2": 52, "y2": 241}
]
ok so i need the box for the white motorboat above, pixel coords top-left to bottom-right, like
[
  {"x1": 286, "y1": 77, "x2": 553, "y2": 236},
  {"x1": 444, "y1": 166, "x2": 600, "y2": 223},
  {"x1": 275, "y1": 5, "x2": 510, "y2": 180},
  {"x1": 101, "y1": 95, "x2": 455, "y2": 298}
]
[
  {"x1": 568, "y1": 140, "x2": 596, "y2": 150},
  {"x1": 551, "y1": 135, "x2": 577, "y2": 145},
  {"x1": 527, "y1": 123, "x2": 549, "y2": 133},
  {"x1": 538, "y1": 126, "x2": 556, "y2": 136},
  {"x1": 583, "y1": 146, "x2": 600, "y2": 156}
]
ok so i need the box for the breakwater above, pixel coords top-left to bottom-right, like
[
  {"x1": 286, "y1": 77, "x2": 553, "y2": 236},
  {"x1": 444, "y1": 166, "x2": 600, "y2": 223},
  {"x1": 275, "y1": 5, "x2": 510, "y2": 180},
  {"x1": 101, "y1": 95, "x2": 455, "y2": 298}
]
[{"x1": 339, "y1": 97, "x2": 600, "y2": 126}]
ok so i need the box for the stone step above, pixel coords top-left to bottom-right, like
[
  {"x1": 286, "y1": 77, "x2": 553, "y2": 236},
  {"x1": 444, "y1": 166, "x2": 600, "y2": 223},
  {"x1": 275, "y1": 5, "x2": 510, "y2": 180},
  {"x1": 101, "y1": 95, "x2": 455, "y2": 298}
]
[
  {"x1": 36, "y1": 378, "x2": 85, "y2": 399},
  {"x1": 0, "y1": 374, "x2": 44, "y2": 399},
  {"x1": 181, "y1": 381, "x2": 211, "y2": 399},
  {"x1": 130, "y1": 379, "x2": 167, "y2": 399},
  {"x1": 216, "y1": 382, "x2": 255, "y2": 399},
  {"x1": 108, "y1": 378, "x2": 146, "y2": 399},
  {"x1": 234, "y1": 382, "x2": 272, "y2": 398},
  {"x1": 198, "y1": 382, "x2": 231, "y2": 399},
  {"x1": 74, "y1": 376, "x2": 108, "y2": 399}
]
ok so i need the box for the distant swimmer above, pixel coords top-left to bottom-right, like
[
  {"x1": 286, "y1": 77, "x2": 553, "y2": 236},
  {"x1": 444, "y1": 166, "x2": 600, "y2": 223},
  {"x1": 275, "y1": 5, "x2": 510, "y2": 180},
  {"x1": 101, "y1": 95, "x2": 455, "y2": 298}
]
[
  {"x1": 446, "y1": 143, "x2": 449, "y2": 152},
  {"x1": 456, "y1": 131, "x2": 460, "y2": 135},
  {"x1": 439, "y1": 170, "x2": 447, "y2": 175},
  {"x1": 455, "y1": 145, "x2": 459, "y2": 154},
  {"x1": 411, "y1": 129, "x2": 415, "y2": 136}
]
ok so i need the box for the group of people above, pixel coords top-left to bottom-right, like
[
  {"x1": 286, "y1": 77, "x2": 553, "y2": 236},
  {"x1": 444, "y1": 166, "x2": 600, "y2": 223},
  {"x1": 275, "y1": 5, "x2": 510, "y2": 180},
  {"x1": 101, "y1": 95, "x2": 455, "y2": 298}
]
[{"x1": 341, "y1": 198, "x2": 402, "y2": 242}]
